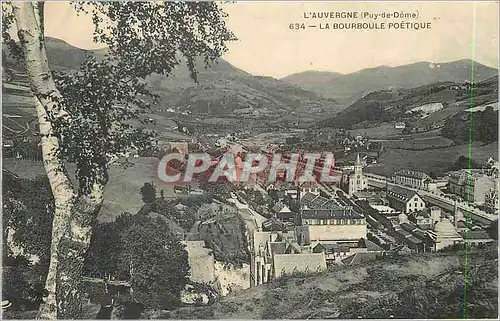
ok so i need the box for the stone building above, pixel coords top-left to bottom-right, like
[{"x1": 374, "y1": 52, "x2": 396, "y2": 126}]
[
  {"x1": 250, "y1": 230, "x2": 327, "y2": 286},
  {"x1": 297, "y1": 207, "x2": 366, "y2": 244},
  {"x1": 430, "y1": 218, "x2": 463, "y2": 251},
  {"x1": 408, "y1": 206, "x2": 441, "y2": 230},
  {"x1": 386, "y1": 186, "x2": 426, "y2": 214},
  {"x1": 391, "y1": 169, "x2": 432, "y2": 190},
  {"x1": 297, "y1": 191, "x2": 367, "y2": 244},
  {"x1": 448, "y1": 170, "x2": 496, "y2": 205}
]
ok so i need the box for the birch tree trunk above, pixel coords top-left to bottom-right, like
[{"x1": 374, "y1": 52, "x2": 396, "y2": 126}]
[{"x1": 12, "y1": 2, "x2": 107, "y2": 319}]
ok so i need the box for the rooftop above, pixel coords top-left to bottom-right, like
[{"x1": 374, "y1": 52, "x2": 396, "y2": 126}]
[
  {"x1": 387, "y1": 186, "x2": 419, "y2": 202},
  {"x1": 460, "y1": 230, "x2": 494, "y2": 241},
  {"x1": 341, "y1": 252, "x2": 379, "y2": 266},
  {"x1": 301, "y1": 208, "x2": 363, "y2": 220},
  {"x1": 301, "y1": 192, "x2": 341, "y2": 210},
  {"x1": 410, "y1": 208, "x2": 431, "y2": 219},
  {"x1": 393, "y1": 169, "x2": 431, "y2": 180},
  {"x1": 400, "y1": 222, "x2": 419, "y2": 232}
]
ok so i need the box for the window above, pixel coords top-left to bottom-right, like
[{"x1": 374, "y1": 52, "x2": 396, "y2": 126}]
[
  {"x1": 420, "y1": 203, "x2": 423, "y2": 207},
  {"x1": 415, "y1": 203, "x2": 417, "y2": 207}
]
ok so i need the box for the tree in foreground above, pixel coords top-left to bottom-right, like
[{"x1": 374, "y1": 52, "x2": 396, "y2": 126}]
[
  {"x1": 2, "y1": 1, "x2": 234, "y2": 318},
  {"x1": 118, "y1": 216, "x2": 190, "y2": 310}
]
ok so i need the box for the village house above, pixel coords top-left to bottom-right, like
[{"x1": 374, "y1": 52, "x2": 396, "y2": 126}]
[
  {"x1": 394, "y1": 122, "x2": 406, "y2": 129},
  {"x1": 448, "y1": 169, "x2": 497, "y2": 205},
  {"x1": 250, "y1": 230, "x2": 326, "y2": 286},
  {"x1": 386, "y1": 186, "x2": 426, "y2": 214},
  {"x1": 271, "y1": 201, "x2": 295, "y2": 222},
  {"x1": 407, "y1": 206, "x2": 441, "y2": 230},
  {"x1": 298, "y1": 181, "x2": 320, "y2": 199}
]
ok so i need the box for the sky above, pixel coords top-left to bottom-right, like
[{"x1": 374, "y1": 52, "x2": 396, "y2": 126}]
[{"x1": 42, "y1": 1, "x2": 499, "y2": 78}]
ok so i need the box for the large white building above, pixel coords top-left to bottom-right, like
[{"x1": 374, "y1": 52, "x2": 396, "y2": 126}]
[
  {"x1": 298, "y1": 192, "x2": 367, "y2": 244},
  {"x1": 392, "y1": 169, "x2": 432, "y2": 190},
  {"x1": 431, "y1": 219, "x2": 463, "y2": 251}
]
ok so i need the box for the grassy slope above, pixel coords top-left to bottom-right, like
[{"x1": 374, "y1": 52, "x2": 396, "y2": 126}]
[
  {"x1": 2, "y1": 157, "x2": 179, "y2": 222},
  {"x1": 365, "y1": 142, "x2": 498, "y2": 177},
  {"x1": 319, "y1": 75, "x2": 498, "y2": 131},
  {"x1": 3, "y1": 37, "x2": 341, "y2": 123},
  {"x1": 165, "y1": 244, "x2": 498, "y2": 319}
]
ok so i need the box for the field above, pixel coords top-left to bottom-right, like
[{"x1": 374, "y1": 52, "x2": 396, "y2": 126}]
[
  {"x1": 349, "y1": 123, "x2": 403, "y2": 139},
  {"x1": 381, "y1": 136, "x2": 454, "y2": 150},
  {"x1": 412, "y1": 103, "x2": 464, "y2": 128},
  {"x1": 365, "y1": 142, "x2": 498, "y2": 176},
  {"x1": 2, "y1": 157, "x2": 181, "y2": 222}
]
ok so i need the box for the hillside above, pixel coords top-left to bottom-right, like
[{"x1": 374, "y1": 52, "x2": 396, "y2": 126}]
[
  {"x1": 318, "y1": 76, "x2": 499, "y2": 130},
  {"x1": 282, "y1": 60, "x2": 498, "y2": 104},
  {"x1": 2, "y1": 37, "x2": 341, "y2": 124},
  {"x1": 161, "y1": 244, "x2": 498, "y2": 319},
  {"x1": 2, "y1": 157, "x2": 178, "y2": 222}
]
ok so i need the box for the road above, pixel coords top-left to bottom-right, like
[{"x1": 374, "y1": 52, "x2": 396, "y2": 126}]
[{"x1": 365, "y1": 173, "x2": 497, "y2": 225}]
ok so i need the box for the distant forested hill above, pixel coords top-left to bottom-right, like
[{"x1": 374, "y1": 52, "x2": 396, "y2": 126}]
[{"x1": 282, "y1": 60, "x2": 498, "y2": 104}]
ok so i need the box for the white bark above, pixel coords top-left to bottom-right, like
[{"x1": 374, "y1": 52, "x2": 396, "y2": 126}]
[
  {"x1": 12, "y1": 2, "x2": 107, "y2": 319},
  {"x1": 12, "y1": 3, "x2": 75, "y2": 319}
]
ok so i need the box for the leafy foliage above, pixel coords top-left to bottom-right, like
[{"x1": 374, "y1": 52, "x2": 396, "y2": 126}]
[
  {"x1": 449, "y1": 155, "x2": 482, "y2": 171},
  {"x1": 2, "y1": 171, "x2": 53, "y2": 267},
  {"x1": 442, "y1": 106, "x2": 498, "y2": 144},
  {"x1": 83, "y1": 212, "x2": 134, "y2": 279},
  {"x1": 2, "y1": 171, "x2": 54, "y2": 309},
  {"x1": 140, "y1": 182, "x2": 156, "y2": 205},
  {"x1": 118, "y1": 215, "x2": 190, "y2": 310}
]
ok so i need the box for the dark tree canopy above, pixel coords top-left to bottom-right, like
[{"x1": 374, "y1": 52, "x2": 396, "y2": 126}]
[
  {"x1": 118, "y1": 216, "x2": 190, "y2": 309},
  {"x1": 140, "y1": 182, "x2": 157, "y2": 205}
]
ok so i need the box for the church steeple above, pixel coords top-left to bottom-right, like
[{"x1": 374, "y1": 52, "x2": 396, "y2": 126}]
[{"x1": 354, "y1": 153, "x2": 362, "y2": 174}]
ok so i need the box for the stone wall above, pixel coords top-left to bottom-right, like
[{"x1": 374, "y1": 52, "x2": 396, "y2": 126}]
[
  {"x1": 272, "y1": 253, "x2": 326, "y2": 277},
  {"x1": 184, "y1": 241, "x2": 216, "y2": 284},
  {"x1": 298, "y1": 224, "x2": 367, "y2": 243},
  {"x1": 214, "y1": 261, "x2": 251, "y2": 296}
]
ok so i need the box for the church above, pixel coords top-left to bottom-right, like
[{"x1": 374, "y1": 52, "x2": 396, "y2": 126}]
[{"x1": 341, "y1": 154, "x2": 368, "y2": 196}]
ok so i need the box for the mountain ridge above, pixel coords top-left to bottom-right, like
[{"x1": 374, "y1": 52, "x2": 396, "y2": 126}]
[
  {"x1": 282, "y1": 59, "x2": 498, "y2": 104},
  {"x1": 3, "y1": 37, "x2": 342, "y2": 123}
]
